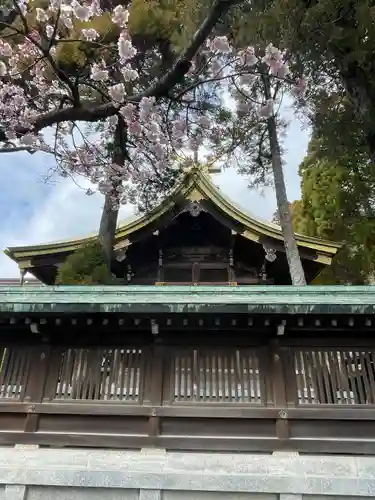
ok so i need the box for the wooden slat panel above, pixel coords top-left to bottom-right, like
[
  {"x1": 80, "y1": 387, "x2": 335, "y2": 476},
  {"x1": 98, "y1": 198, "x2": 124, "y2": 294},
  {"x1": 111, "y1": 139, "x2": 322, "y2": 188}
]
[
  {"x1": 170, "y1": 348, "x2": 264, "y2": 405},
  {"x1": 0, "y1": 347, "x2": 31, "y2": 401},
  {"x1": 54, "y1": 347, "x2": 145, "y2": 403},
  {"x1": 291, "y1": 348, "x2": 375, "y2": 405}
]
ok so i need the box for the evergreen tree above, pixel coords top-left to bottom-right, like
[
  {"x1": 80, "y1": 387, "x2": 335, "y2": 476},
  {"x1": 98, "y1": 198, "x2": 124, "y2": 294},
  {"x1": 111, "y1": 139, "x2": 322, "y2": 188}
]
[{"x1": 293, "y1": 138, "x2": 375, "y2": 284}]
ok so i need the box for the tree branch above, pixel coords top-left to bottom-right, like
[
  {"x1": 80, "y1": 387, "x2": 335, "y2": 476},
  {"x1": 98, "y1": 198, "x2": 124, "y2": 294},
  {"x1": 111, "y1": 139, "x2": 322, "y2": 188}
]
[
  {"x1": 141, "y1": 0, "x2": 241, "y2": 99},
  {"x1": 0, "y1": 0, "x2": 243, "y2": 141},
  {"x1": 0, "y1": 146, "x2": 35, "y2": 154}
]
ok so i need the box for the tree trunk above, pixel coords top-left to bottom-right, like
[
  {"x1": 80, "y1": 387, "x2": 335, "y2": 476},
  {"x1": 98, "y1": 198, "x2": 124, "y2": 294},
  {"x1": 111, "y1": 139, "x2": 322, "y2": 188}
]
[
  {"x1": 267, "y1": 114, "x2": 306, "y2": 285},
  {"x1": 260, "y1": 72, "x2": 306, "y2": 285},
  {"x1": 99, "y1": 191, "x2": 119, "y2": 267},
  {"x1": 98, "y1": 120, "x2": 127, "y2": 266}
]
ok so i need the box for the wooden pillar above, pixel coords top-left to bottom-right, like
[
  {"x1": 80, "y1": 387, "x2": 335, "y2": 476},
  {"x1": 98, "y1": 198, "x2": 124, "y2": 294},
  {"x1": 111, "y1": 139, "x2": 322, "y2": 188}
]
[
  {"x1": 270, "y1": 339, "x2": 290, "y2": 440},
  {"x1": 23, "y1": 344, "x2": 51, "y2": 433},
  {"x1": 229, "y1": 230, "x2": 236, "y2": 282},
  {"x1": 192, "y1": 262, "x2": 199, "y2": 284},
  {"x1": 24, "y1": 345, "x2": 51, "y2": 403},
  {"x1": 157, "y1": 249, "x2": 164, "y2": 282},
  {"x1": 19, "y1": 268, "x2": 27, "y2": 286},
  {"x1": 145, "y1": 343, "x2": 165, "y2": 443}
]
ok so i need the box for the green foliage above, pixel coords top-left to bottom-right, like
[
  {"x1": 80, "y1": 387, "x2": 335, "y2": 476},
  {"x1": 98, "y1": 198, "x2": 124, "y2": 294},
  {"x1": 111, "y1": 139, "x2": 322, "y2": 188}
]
[
  {"x1": 56, "y1": 240, "x2": 117, "y2": 285},
  {"x1": 229, "y1": 0, "x2": 375, "y2": 183},
  {"x1": 129, "y1": 0, "x2": 209, "y2": 51},
  {"x1": 292, "y1": 139, "x2": 375, "y2": 285}
]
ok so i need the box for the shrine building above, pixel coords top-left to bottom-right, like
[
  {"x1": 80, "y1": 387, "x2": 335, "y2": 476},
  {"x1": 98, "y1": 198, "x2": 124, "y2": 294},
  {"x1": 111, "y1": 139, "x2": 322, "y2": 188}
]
[{"x1": 0, "y1": 169, "x2": 375, "y2": 500}]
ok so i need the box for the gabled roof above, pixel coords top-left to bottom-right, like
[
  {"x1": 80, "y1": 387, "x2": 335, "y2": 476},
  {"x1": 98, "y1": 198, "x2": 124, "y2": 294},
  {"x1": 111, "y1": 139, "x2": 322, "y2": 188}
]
[{"x1": 4, "y1": 168, "x2": 341, "y2": 271}]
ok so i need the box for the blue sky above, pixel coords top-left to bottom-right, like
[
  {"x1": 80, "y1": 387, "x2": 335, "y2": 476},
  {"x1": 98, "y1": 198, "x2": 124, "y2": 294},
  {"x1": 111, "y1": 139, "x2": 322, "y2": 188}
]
[{"x1": 0, "y1": 104, "x2": 310, "y2": 277}]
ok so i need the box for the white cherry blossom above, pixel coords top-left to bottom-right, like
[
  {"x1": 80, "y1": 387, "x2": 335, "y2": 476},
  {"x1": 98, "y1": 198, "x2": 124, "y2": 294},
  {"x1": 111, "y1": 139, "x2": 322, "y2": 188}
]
[{"x1": 82, "y1": 29, "x2": 100, "y2": 41}]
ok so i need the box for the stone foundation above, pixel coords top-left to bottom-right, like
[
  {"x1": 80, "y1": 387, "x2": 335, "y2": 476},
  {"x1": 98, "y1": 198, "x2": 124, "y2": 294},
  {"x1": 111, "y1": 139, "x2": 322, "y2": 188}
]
[{"x1": 1, "y1": 447, "x2": 375, "y2": 500}]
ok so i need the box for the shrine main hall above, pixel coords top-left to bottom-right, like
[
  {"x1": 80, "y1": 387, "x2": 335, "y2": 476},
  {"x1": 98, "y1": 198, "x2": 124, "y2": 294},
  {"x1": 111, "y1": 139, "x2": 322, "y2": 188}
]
[{"x1": 0, "y1": 169, "x2": 374, "y2": 500}]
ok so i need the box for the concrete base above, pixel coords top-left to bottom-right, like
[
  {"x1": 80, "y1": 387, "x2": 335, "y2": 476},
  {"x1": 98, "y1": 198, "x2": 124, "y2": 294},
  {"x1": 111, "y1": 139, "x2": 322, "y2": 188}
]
[{"x1": 1, "y1": 446, "x2": 375, "y2": 499}]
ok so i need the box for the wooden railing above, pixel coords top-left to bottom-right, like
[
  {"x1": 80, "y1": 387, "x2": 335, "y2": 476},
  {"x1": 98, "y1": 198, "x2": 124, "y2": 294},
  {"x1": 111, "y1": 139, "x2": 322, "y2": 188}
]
[
  {"x1": 167, "y1": 348, "x2": 264, "y2": 405},
  {"x1": 0, "y1": 342, "x2": 375, "y2": 454},
  {"x1": 54, "y1": 347, "x2": 145, "y2": 402},
  {"x1": 290, "y1": 348, "x2": 375, "y2": 405},
  {"x1": 0, "y1": 346, "x2": 31, "y2": 401}
]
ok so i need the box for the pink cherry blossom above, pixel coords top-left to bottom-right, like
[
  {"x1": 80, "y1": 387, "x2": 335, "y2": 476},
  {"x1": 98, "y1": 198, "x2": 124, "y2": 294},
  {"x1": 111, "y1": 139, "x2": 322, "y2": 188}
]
[
  {"x1": 120, "y1": 103, "x2": 136, "y2": 120},
  {"x1": 122, "y1": 64, "x2": 139, "y2": 82},
  {"x1": 239, "y1": 47, "x2": 258, "y2": 67},
  {"x1": 89, "y1": 0, "x2": 102, "y2": 17},
  {"x1": 108, "y1": 84, "x2": 126, "y2": 103},
  {"x1": 118, "y1": 32, "x2": 137, "y2": 62},
  {"x1": 49, "y1": 0, "x2": 63, "y2": 12},
  {"x1": 112, "y1": 5, "x2": 129, "y2": 27},
  {"x1": 72, "y1": 1, "x2": 91, "y2": 22},
  {"x1": 207, "y1": 36, "x2": 231, "y2": 54},
  {"x1": 0, "y1": 41, "x2": 13, "y2": 57},
  {"x1": 291, "y1": 77, "x2": 307, "y2": 96},
  {"x1": 0, "y1": 62, "x2": 7, "y2": 77},
  {"x1": 36, "y1": 8, "x2": 49, "y2": 22},
  {"x1": 91, "y1": 61, "x2": 109, "y2": 81},
  {"x1": 128, "y1": 120, "x2": 142, "y2": 136},
  {"x1": 0, "y1": 0, "x2": 305, "y2": 211}
]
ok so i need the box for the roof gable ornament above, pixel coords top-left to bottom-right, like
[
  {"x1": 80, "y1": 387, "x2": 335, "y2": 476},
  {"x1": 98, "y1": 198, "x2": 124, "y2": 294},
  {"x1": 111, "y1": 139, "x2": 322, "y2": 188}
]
[
  {"x1": 186, "y1": 201, "x2": 205, "y2": 218},
  {"x1": 263, "y1": 243, "x2": 277, "y2": 262},
  {"x1": 116, "y1": 248, "x2": 127, "y2": 262}
]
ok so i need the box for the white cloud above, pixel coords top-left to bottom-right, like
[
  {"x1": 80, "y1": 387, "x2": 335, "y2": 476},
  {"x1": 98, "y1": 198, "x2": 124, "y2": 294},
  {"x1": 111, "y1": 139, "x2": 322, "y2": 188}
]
[{"x1": 0, "y1": 177, "x2": 135, "y2": 278}]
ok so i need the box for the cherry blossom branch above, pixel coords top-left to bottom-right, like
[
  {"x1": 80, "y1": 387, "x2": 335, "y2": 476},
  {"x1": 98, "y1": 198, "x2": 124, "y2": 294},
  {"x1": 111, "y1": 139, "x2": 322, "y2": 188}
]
[
  {"x1": 12, "y1": 1, "x2": 29, "y2": 36},
  {"x1": 0, "y1": 0, "x2": 243, "y2": 141},
  {"x1": 0, "y1": 0, "x2": 307, "y2": 224},
  {"x1": 139, "y1": 0, "x2": 243, "y2": 100},
  {"x1": 0, "y1": 145, "x2": 35, "y2": 153}
]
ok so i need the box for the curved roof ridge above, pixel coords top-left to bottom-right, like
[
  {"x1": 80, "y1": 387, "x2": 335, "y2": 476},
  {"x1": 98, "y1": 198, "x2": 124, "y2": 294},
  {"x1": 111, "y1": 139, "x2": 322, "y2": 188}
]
[
  {"x1": 210, "y1": 175, "x2": 281, "y2": 229},
  {"x1": 195, "y1": 169, "x2": 341, "y2": 250}
]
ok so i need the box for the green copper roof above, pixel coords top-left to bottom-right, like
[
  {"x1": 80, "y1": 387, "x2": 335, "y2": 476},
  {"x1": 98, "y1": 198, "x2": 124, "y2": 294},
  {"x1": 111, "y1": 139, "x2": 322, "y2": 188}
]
[{"x1": 0, "y1": 286, "x2": 374, "y2": 314}]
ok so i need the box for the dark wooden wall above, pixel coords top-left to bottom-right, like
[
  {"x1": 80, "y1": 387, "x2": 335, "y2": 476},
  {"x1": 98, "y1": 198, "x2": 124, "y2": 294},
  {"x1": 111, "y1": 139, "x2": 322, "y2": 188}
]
[{"x1": 0, "y1": 337, "x2": 375, "y2": 453}]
